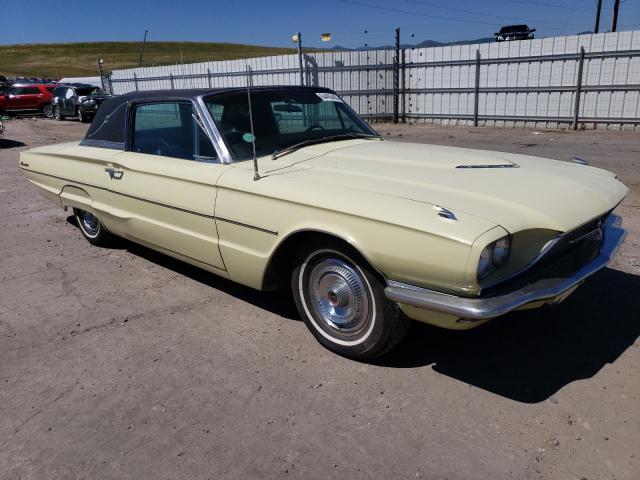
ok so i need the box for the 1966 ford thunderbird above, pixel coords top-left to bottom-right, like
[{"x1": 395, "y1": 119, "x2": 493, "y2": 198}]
[{"x1": 19, "y1": 86, "x2": 628, "y2": 359}]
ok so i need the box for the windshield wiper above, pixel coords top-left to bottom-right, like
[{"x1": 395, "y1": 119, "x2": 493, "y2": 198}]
[{"x1": 271, "y1": 133, "x2": 380, "y2": 160}]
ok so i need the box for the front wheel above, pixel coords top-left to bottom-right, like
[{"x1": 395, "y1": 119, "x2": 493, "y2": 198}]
[
  {"x1": 43, "y1": 104, "x2": 54, "y2": 119},
  {"x1": 54, "y1": 106, "x2": 63, "y2": 121},
  {"x1": 74, "y1": 208, "x2": 114, "y2": 247},
  {"x1": 77, "y1": 109, "x2": 88, "y2": 123},
  {"x1": 291, "y1": 243, "x2": 409, "y2": 360}
]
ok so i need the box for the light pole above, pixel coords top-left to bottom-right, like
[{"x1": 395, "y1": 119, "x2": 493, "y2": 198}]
[
  {"x1": 292, "y1": 32, "x2": 304, "y2": 86},
  {"x1": 292, "y1": 32, "x2": 332, "y2": 86},
  {"x1": 97, "y1": 58, "x2": 105, "y2": 90}
]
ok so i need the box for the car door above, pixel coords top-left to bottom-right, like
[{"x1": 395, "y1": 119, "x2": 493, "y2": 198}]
[
  {"x1": 63, "y1": 87, "x2": 76, "y2": 115},
  {"x1": 6, "y1": 87, "x2": 28, "y2": 110},
  {"x1": 22, "y1": 86, "x2": 42, "y2": 109},
  {"x1": 52, "y1": 87, "x2": 65, "y2": 112},
  {"x1": 105, "y1": 100, "x2": 228, "y2": 272}
]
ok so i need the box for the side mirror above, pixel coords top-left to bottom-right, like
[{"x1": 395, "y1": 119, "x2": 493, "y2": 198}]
[
  {"x1": 494, "y1": 32, "x2": 499, "y2": 36},
  {"x1": 530, "y1": 28, "x2": 536, "y2": 33}
]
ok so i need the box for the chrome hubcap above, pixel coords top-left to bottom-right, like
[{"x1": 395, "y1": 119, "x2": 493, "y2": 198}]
[
  {"x1": 308, "y1": 258, "x2": 369, "y2": 332},
  {"x1": 78, "y1": 210, "x2": 99, "y2": 236}
]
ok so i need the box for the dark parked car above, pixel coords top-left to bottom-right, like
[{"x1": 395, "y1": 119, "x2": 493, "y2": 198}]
[
  {"x1": 0, "y1": 84, "x2": 55, "y2": 116},
  {"x1": 52, "y1": 84, "x2": 109, "y2": 122},
  {"x1": 494, "y1": 25, "x2": 536, "y2": 42}
]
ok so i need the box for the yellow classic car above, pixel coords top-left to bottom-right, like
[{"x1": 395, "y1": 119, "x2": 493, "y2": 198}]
[{"x1": 19, "y1": 86, "x2": 628, "y2": 359}]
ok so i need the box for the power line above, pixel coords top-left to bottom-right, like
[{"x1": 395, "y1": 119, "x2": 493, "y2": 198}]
[
  {"x1": 505, "y1": 0, "x2": 576, "y2": 10},
  {"x1": 399, "y1": 0, "x2": 591, "y2": 26},
  {"x1": 338, "y1": 0, "x2": 514, "y2": 26}
]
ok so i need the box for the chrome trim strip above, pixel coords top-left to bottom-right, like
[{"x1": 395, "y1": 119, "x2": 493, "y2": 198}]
[
  {"x1": 21, "y1": 168, "x2": 276, "y2": 235},
  {"x1": 21, "y1": 168, "x2": 107, "y2": 191},
  {"x1": 215, "y1": 216, "x2": 278, "y2": 236},
  {"x1": 195, "y1": 95, "x2": 234, "y2": 164},
  {"x1": 385, "y1": 214, "x2": 625, "y2": 320}
]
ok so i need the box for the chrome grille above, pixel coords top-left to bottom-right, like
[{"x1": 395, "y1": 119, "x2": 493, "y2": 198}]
[{"x1": 483, "y1": 213, "x2": 608, "y2": 297}]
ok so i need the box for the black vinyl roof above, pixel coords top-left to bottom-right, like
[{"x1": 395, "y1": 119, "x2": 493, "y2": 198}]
[{"x1": 81, "y1": 86, "x2": 332, "y2": 149}]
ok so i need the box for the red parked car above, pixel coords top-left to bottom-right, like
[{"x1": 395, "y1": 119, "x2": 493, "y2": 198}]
[{"x1": 0, "y1": 84, "x2": 55, "y2": 116}]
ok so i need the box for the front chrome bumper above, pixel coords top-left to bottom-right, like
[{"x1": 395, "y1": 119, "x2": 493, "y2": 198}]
[{"x1": 384, "y1": 214, "x2": 626, "y2": 321}]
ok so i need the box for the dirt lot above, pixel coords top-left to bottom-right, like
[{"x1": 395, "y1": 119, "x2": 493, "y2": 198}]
[{"x1": 1, "y1": 118, "x2": 638, "y2": 480}]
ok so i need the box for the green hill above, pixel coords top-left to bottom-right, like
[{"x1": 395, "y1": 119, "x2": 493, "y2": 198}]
[{"x1": 0, "y1": 41, "x2": 298, "y2": 78}]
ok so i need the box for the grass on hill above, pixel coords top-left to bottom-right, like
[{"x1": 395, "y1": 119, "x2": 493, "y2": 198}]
[{"x1": 0, "y1": 41, "x2": 297, "y2": 78}]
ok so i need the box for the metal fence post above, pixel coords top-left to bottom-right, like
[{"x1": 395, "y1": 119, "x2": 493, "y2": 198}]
[
  {"x1": 573, "y1": 47, "x2": 586, "y2": 130},
  {"x1": 473, "y1": 49, "x2": 481, "y2": 126},
  {"x1": 207, "y1": 68, "x2": 212, "y2": 88},
  {"x1": 170, "y1": 73, "x2": 175, "y2": 90},
  {"x1": 393, "y1": 27, "x2": 400, "y2": 124},
  {"x1": 133, "y1": 73, "x2": 139, "y2": 91},
  {"x1": 296, "y1": 32, "x2": 304, "y2": 86},
  {"x1": 401, "y1": 48, "x2": 406, "y2": 123}
]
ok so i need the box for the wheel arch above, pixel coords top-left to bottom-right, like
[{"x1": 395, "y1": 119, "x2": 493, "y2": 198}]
[
  {"x1": 59, "y1": 184, "x2": 94, "y2": 212},
  {"x1": 261, "y1": 228, "x2": 387, "y2": 291}
]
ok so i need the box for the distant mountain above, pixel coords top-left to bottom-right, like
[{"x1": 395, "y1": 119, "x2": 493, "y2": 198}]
[{"x1": 331, "y1": 37, "x2": 497, "y2": 51}]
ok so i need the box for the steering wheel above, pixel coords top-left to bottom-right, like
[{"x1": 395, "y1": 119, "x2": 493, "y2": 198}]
[{"x1": 305, "y1": 125, "x2": 325, "y2": 132}]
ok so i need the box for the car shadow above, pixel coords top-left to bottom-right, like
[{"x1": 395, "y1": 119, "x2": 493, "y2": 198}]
[
  {"x1": 0, "y1": 139, "x2": 27, "y2": 149},
  {"x1": 65, "y1": 217, "x2": 639, "y2": 403},
  {"x1": 378, "y1": 267, "x2": 640, "y2": 403}
]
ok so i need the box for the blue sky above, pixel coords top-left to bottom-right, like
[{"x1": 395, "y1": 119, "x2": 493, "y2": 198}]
[{"x1": 1, "y1": 0, "x2": 639, "y2": 47}]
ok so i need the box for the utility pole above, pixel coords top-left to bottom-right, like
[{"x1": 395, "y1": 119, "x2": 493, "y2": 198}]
[
  {"x1": 294, "y1": 32, "x2": 304, "y2": 86},
  {"x1": 393, "y1": 27, "x2": 400, "y2": 124},
  {"x1": 594, "y1": 0, "x2": 602, "y2": 33},
  {"x1": 611, "y1": 0, "x2": 620, "y2": 32},
  {"x1": 138, "y1": 29, "x2": 149, "y2": 67}
]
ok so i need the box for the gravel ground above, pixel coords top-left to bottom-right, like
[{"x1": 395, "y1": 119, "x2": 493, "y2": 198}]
[{"x1": 1, "y1": 117, "x2": 638, "y2": 480}]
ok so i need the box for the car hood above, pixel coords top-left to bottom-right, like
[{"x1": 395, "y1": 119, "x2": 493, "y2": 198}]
[{"x1": 263, "y1": 139, "x2": 628, "y2": 233}]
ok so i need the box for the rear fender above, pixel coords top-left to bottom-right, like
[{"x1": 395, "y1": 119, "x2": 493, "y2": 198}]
[{"x1": 60, "y1": 185, "x2": 93, "y2": 211}]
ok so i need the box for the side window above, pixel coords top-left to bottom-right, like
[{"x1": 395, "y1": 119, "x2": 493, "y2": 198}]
[
  {"x1": 65, "y1": 88, "x2": 75, "y2": 99},
  {"x1": 9, "y1": 87, "x2": 23, "y2": 95},
  {"x1": 23, "y1": 87, "x2": 40, "y2": 95},
  {"x1": 132, "y1": 102, "x2": 217, "y2": 162}
]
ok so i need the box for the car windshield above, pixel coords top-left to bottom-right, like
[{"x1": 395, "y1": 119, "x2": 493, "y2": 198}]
[
  {"x1": 204, "y1": 88, "x2": 377, "y2": 161},
  {"x1": 500, "y1": 25, "x2": 528, "y2": 33},
  {"x1": 76, "y1": 87, "x2": 104, "y2": 96}
]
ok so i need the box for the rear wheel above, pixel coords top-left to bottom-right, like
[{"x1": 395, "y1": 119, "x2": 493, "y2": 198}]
[
  {"x1": 73, "y1": 208, "x2": 114, "y2": 246},
  {"x1": 291, "y1": 242, "x2": 409, "y2": 360}
]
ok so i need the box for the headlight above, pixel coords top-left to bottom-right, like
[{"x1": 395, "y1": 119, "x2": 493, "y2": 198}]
[{"x1": 477, "y1": 236, "x2": 511, "y2": 280}]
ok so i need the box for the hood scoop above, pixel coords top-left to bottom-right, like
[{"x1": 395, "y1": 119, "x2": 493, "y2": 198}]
[{"x1": 456, "y1": 163, "x2": 519, "y2": 169}]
